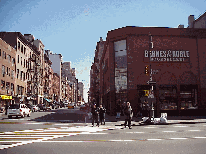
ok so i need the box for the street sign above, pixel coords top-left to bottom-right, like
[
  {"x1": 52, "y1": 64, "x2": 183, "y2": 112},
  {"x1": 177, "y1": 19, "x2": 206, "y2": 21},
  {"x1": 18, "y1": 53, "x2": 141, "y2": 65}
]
[{"x1": 147, "y1": 81, "x2": 156, "y2": 84}]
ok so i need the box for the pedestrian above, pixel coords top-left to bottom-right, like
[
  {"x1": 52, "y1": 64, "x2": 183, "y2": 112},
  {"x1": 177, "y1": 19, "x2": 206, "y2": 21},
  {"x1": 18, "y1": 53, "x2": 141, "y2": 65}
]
[
  {"x1": 99, "y1": 104, "x2": 106, "y2": 125},
  {"x1": 91, "y1": 104, "x2": 99, "y2": 127},
  {"x1": 116, "y1": 102, "x2": 121, "y2": 119},
  {"x1": 124, "y1": 102, "x2": 133, "y2": 129}
]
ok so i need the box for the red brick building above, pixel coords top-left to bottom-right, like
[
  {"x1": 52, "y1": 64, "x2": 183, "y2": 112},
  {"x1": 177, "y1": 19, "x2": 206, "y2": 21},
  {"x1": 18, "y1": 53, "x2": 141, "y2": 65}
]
[{"x1": 93, "y1": 26, "x2": 205, "y2": 116}]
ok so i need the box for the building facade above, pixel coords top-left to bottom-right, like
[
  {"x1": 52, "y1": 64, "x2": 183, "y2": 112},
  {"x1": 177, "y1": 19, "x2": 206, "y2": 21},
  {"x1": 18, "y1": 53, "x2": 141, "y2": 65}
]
[
  {"x1": 0, "y1": 38, "x2": 16, "y2": 107},
  {"x1": 91, "y1": 26, "x2": 206, "y2": 116},
  {"x1": 49, "y1": 51, "x2": 63, "y2": 102}
]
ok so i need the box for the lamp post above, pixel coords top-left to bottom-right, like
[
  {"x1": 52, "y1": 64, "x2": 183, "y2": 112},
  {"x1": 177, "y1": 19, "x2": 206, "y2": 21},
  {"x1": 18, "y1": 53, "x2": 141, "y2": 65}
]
[{"x1": 148, "y1": 32, "x2": 155, "y2": 122}]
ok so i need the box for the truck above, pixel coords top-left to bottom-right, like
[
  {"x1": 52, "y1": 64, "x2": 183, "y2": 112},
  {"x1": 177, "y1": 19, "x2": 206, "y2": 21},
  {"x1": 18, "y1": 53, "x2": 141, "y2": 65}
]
[{"x1": 7, "y1": 104, "x2": 31, "y2": 118}]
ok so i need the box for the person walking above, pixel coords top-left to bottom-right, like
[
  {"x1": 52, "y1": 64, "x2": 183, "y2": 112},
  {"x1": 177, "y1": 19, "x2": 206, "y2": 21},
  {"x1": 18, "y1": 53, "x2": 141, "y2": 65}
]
[
  {"x1": 99, "y1": 104, "x2": 106, "y2": 125},
  {"x1": 91, "y1": 104, "x2": 99, "y2": 127},
  {"x1": 124, "y1": 102, "x2": 133, "y2": 129}
]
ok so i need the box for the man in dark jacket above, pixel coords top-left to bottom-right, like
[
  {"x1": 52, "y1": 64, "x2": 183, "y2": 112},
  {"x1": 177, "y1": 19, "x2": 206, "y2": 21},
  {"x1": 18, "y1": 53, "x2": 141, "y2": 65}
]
[
  {"x1": 99, "y1": 104, "x2": 106, "y2": 125},
  {"x1": 91, "y1": 104, "x2": 99, "y2": 127},
  {"x1": 124, "y1": 102, "x2": 133, "y2": 129}
]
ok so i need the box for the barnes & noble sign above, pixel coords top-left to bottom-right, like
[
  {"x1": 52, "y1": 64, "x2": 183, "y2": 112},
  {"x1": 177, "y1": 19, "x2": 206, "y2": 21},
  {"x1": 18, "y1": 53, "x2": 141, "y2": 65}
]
[{"x1": 144, "y1": 50, "x2": 190, "y2": 62}]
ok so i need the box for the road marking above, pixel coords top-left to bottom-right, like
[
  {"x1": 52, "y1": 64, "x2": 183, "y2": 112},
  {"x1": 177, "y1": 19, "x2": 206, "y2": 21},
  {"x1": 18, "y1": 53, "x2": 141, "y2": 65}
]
[
  {"x1": 163, "y1": 131, "x2": 176, "y2": 133},
  {"x1": 126, "y1": 132, "x2": 145, "y2": 133},
  {"x1": 188, "y1": 130, "x2": 200, "y2": 131},
  {"x1": 109, "y1": 140, "x2": 133, "y2": 142},
  {"x1": 144, "y1": 127, "x2": 156, "y2": 128},
  {"x1": 194, "y1": 137, "x2": 206, "y2": 139},
  {"x1": 170, "y1": 138, "x2": 187, "y2": 140},
  {"x1": 173, "y1": 126, "x2": 188, "y2": 127},
  {"x1": 147, "y1": 139, "x2": 162, "y2": 141}
]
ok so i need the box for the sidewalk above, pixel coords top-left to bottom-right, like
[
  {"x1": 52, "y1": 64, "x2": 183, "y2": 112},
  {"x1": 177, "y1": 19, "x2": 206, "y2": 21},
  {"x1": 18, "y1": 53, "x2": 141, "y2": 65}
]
[{"x1": 104, "y1": 113, "x2": 206, "y2": 125}]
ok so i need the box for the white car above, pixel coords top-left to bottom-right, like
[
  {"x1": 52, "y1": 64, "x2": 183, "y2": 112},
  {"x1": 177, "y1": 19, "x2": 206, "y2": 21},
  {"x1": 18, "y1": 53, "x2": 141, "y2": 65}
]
[
  {"x1": 32, "y1": 105, "x2": 39, "y2": 112},
  {"x1": 7, "y1": 104, "x2": 31, "y2": 118}
]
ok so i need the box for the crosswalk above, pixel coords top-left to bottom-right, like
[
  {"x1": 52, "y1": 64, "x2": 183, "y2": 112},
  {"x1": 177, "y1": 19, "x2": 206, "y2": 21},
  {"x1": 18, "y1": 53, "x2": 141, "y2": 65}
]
[
  {"x1": 0, "y1": 122, "x2": 205, "y2": 150},
  {"x1": 0, "y1": 125, "x2": 119, "y2": 150}
]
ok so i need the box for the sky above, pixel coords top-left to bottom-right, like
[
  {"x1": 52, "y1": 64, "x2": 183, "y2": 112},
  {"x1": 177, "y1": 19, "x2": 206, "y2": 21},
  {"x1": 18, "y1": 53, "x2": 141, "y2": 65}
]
[{"x1": 0, "y1": 0, "x2": 206, "y2": 101}]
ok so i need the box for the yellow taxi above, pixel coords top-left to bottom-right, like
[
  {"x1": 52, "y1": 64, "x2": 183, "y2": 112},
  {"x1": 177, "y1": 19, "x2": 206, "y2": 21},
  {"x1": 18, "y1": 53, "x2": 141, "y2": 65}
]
[{"x1": 68, "y1": 103, "x2": 75, "y2": 109}]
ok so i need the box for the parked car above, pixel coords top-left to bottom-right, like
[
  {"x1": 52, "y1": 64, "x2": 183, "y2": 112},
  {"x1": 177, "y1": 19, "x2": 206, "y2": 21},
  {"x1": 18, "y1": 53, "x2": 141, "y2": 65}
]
[
  {"x1": 0, "y1": 107, "x2": 5, "y2": 113},
  {"x1": 32, "y1": 105, "x2": 39, "y2": 112},
  {"x1": 80, "y1": 105, "x2": 86, "y2": 110},
  {"x1": 7, "y1": 104, "x2": 31, "y2": 118},
  {"x1": 26, "y1": 104, "x2": 33, "y2": 110},
  {"x1": 37, "y1": 104, "x2": 47, "y2": 111},
  {"x1": 68, "y1": 103, "x2": 75, "y2": 109}
]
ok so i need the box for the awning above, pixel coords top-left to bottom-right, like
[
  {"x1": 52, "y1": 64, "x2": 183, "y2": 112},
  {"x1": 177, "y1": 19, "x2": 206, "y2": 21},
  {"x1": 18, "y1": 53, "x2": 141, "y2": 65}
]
[
  {"x1": 0, "y1": 95, "x2": 12, "y2": 100},
  {"x1": 44, "y1": 98, "x2": 52, "y2": 102}
]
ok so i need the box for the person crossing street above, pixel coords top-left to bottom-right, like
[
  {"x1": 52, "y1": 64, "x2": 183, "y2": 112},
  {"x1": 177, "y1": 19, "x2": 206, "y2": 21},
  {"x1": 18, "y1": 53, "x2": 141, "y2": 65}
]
[
  {"x1": 124, "y1": 102, "x2": 133, "y2": 129},
  {"x1": 99, "y1": 104, "x2": 106, "y2": 125},
  {"x1": 91, "y1": 104, "x2": 99, "y2": 127}
]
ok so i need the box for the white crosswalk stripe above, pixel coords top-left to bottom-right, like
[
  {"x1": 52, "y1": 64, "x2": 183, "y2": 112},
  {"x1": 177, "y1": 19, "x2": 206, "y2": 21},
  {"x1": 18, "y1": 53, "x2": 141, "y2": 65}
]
[{"x1": 0, "y1": 125, "x2": 110, "y2": 150}]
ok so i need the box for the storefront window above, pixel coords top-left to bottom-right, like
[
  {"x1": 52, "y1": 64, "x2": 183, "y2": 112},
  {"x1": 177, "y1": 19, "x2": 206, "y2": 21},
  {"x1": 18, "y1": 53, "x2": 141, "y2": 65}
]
[
  {"x1": 159, "y1": 85, "x2": 177, "y2": 110},
  {"x1": 180, "y1": 85, "x2": 198, "y2": 110}
]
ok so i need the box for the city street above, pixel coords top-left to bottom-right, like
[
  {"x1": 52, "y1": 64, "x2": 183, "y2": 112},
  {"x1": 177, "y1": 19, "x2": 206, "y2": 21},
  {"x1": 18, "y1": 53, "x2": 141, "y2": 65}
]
[{"x1": 0, "y1": 107, "x2": 205, "y2": 154}]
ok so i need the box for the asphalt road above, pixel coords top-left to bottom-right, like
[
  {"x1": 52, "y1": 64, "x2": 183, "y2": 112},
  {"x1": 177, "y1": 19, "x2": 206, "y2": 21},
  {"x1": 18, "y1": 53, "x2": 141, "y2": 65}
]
[{"x1": 0, "y1": 107, "x2": 205, "y2": 154}]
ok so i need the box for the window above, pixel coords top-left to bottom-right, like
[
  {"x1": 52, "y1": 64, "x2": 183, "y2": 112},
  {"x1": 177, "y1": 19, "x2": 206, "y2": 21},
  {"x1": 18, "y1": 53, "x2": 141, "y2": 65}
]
[
  {"x1": 17, "y1": 69, "x2": 19, "y2": 79},
  {"x1": 20, "y1": 71, "x2": 23, "y2": 80},
  {"x1": 18, "y1": 42, "x2": 20, "y2": 49},
  {"x1": 4, "y1": 52, "x2": 6, "y2": 59},
  {"x1": 18, "y1": 55, "x2": 19, "y2": 63},
  {"x1": 0, "y1": 49, "x2": 1, "y2": 56},
  {"x1": 2, "y1": 65, "x2": 5, "y2": 76},
  {"x1": 24, "y1": 59, "x2": 25, "y2": 67},
  {"x1": 6, "y1": 67, "x2": 8, "y2": 75},
  {"x1": 7, "y1": 54, "x2": 11, "y2": 62},
  {"x1": 6, "y1": 82, "x2": 10, "y2": 90},
  {"x1": 21, "y1": 57, "x2": 22, "y2": 65},
  {"x1": 12, "y1": 57, "x2": 15, "y2": 65},
  {"x1": 26, "y1": 60, "x2": 27, "y2": 68},
  {"x1": 21, "y1": 45, "x2": 23, "y2": 53},
  {"x1": 1, "y1": 80, "x2": 5, "y2": 90},
  {"x1": 11, "y1": 70, "x2": 14, "y2": 79},
  {"x1": 8, "y1": 68, "x2": 10, "y2": 76},
  {"x1": 11, "y1": 83, "x2": 14, "y2": 91},
  {"x1": 24, "y1": 47, "x2": 26, "y2": 54},
  {"x1": 23, "y1": 72, "x2": 25, "y2": 81}
]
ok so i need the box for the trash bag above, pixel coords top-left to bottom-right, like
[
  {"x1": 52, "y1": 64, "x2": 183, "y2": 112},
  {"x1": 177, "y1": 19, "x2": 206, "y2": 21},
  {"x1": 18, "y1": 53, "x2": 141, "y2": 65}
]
[{"x1": 160, "y1": 117, "x2": 167, "y2": 123}]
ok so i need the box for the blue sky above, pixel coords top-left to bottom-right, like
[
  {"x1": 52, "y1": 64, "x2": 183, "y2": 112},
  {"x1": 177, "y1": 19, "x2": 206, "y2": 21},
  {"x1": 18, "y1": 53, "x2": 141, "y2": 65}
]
[{"x1": 0, "y1": 0, "x2": 206, "y2": 101}]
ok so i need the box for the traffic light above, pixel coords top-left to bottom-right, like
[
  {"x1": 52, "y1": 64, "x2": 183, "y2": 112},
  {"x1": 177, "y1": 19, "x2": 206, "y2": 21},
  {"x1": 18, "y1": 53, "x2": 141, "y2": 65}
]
[
  {"x1": 144, "y1": 90, "x2": 150, "y2": 96},
  {"x1": 145, "y1": 65, "x2": 150, "y2": 76}
]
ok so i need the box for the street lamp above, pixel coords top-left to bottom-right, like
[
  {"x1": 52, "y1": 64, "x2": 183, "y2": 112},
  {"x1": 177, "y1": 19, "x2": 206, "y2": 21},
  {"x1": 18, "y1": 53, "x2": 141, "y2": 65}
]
[{"x1": 148, "y1": 32, "x2": 155, "y2": 122}]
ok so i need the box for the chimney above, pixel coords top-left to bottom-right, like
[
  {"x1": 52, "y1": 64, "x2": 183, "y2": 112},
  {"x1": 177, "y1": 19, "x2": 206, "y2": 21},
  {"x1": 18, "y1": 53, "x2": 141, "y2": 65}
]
[
  {"x1": 100, "y1": 37, "x2": 103, "y2": 42},
  {"x1": 188, "y1": 15, "x2": 195, "y2": 28},
  {"x1": 178, "y1": 24, "x2": 184, "y2": 28}
]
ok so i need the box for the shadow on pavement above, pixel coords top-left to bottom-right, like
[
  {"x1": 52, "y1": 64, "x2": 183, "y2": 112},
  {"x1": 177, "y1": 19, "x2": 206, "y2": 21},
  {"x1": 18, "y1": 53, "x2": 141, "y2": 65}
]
[{"x1": 29, "y1": 109, "x2": 88, "y2": 123}]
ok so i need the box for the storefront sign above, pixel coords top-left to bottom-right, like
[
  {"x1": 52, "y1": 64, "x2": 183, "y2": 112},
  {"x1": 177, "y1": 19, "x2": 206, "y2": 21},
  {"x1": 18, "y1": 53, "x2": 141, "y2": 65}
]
[
  {"x1": 144, "y1": 50, "x2": 190, "y2": 62},
  {"x1": 0, "y1": 95, "x2": 12, "y2": 99}
]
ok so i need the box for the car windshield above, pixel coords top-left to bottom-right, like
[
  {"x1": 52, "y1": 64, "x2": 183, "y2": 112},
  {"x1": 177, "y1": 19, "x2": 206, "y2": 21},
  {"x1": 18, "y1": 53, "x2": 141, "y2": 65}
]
[{"x1": 8, "y1": 104, "x2": 19, "y2": 109}]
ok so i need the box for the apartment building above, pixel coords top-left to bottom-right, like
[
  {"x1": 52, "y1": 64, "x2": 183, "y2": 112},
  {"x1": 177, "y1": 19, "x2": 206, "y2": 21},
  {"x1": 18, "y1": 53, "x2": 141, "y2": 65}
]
[
  {"x1": 43, "y1": 50, "x2": 52, "y2": 104},
  {"x1": 49, "y1": 51, "x2": 63, "y2": 102},
  {"x1": 0, "y1": 38, "x2": 16, "y2": 107}
]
